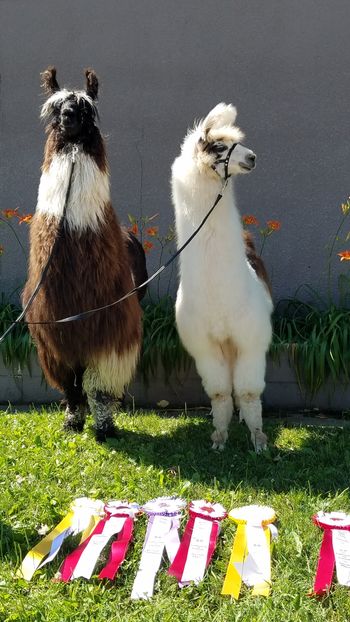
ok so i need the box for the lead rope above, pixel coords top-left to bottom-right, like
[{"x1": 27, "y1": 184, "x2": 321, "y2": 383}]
[{"x1": 0, "y1": 144, "x2": 236, "y2": 336}]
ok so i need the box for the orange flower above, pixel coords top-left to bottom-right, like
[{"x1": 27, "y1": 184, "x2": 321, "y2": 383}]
[
  {"x1": 0, "y1": 245, "x2": 3, "y2": 256},
  {"x1": 242, "y1": 215, "x2": 259, "y2": 226},
  {"x1": 267, "y1": 220, "x2": 281, "y2": 231},
  {"x1": 146, "y1": 226, "x2": 158, "y2": 237},
  {"x1": 338, "y1": 250, "x2": 350, "y2": 261},
  {"x1": 143, "y1": 240, "x2": 154, "y2": 253},
  {"x1": 2, "y1": 208, "x2": 19, "y2": 219},
  {"x1": 18, "y1": 214, "x2": 33, "y2": 224},
  {"x1": 128, "y1": 222, "x2": 139, "y2": 236}
]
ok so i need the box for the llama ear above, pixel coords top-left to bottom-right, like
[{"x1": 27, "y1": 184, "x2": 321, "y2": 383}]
[
  {"x1": 41, "y1": 66, "x2": 60, "y2": 94},
  {"x1": 85, "y1": 68, "x2": 99, "y2": 100},
  {"x1": 202, "y1": 103, "x2": 237, "y2": 131}
]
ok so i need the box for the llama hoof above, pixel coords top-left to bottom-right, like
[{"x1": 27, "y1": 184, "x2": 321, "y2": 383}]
[
  {"x1": 212, "y1": 441, "x2": 225, "y2": 451},
  {"x1": 252, "y1": 430, "x2": 268, "y2": 453},
  {"x1": 63, "y1": 406, "x2": 86, "y2": 433},
  {"x1": 211, "y1": 429, "x2": 227, "y2": 451},
  {"x1": 94, "y1": 423, "x2": 119, "y2": 443}
]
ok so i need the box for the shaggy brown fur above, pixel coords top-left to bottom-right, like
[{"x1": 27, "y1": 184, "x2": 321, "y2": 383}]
[
  {"x1": 23, "y1": 207, "x2": 142, "y2": 391},
  {"x1": 244, "y1": 230, "x2": 272, "y2": 296}
]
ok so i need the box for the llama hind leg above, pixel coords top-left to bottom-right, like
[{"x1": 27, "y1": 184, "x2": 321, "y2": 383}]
[
  {"x1": 233, "y1": 351, "x2": 267, "y2": 452},
  {"x1": 194, "y1": 344, "x2": 233, "y2": 450},
  {"x1": 83, "y1": 347, "x2": 139, "y2": 442},
  {"x1": 86, "y1": 389, "x2": 118, "y2": 442}
]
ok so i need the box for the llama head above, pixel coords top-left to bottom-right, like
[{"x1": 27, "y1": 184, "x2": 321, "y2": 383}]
[
  {"x1": 40, "y1": 67, "x2": 100, "y2": 142},
  {"x1": 196, "y1": 103, "x2": 256, "y2": 178}
]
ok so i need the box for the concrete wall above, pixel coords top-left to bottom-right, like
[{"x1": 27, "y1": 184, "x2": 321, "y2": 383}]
[
  {"x1": 1, "y1": 0, "x2": 350, "y2": 304},
  {"x1": 2, "y1": 354, "x2": 350, "y2": 412}
]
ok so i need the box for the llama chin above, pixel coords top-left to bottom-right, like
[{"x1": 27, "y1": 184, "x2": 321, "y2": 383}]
[
  {"x1": 23, "y1": 67, "x2": 147, "y2": 442},
  {"x1": 172, "y1": 103, "x2": 273, "y2": 453}
]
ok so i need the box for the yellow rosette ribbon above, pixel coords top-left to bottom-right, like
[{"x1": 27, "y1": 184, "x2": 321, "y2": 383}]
[
  {"x1": 17, "y1": 497, "x2": 104, "y2": 580},
  {"x1": 221, "y1": 505, "x2": 277, "y2": 599}
]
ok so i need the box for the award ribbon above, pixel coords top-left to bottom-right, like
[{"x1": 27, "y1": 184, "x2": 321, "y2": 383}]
[
  {"x1": 168, "y1": 500, "x2": 227, "y2": 587},
  {"x1": 221, "y1": 505, "x2": 277, "y2": 599},
  {"x1": 131, "y1": 496, "x2": 186, "y2": 600},
  {"x1": 17, "y1": 497, "x2": 104, "y2": 581},
  {"x1": 59, "y1": 501, "x2": 139, "y2": 582},
  {"x1": 312, "y1": 511, "x2": 350, "y2": 596}
]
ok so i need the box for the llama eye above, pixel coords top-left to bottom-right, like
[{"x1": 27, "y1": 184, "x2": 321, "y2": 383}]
[
  {"x1": 215, "y1": 144, "x2": 227, "y2": 153},
  {"x1": 211, "y1": 142, "x2": 227, "y2": 154}
]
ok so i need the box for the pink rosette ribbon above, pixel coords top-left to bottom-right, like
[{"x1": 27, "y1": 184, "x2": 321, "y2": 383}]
[
  {"x1": 168, "y1": 500, "x2": 227, "y2": 587},
  {"x1": 59, "y1": 501, "x2": 139, "y2": 582},
  {"x1": 312, "y1": 511, "x2": 350, "y2": 596},
  {"x1": 131, "y1": 496, "x2": 186, "y2": 600}
]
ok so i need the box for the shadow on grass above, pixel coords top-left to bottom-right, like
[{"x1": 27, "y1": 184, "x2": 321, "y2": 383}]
[{"x1": 102, "y1": 412, "x2": 350, "y2": 494}]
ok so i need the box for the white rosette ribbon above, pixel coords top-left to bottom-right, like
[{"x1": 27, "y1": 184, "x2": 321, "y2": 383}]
[{"x1": 131, "y1": 496, "x2": 186, "y2": 600}]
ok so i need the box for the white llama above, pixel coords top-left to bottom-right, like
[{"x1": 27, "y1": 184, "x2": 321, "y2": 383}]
[{"x1": 172, "y1": 103, "x2": 273, "y2": 452}]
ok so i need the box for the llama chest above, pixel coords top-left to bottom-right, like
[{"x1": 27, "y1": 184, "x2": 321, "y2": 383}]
[
  {"x1": 37, "y1": 152, "x2": 110, "y2": 233},
  {"x1": 176, "y1": 224, "x2": 272, "y2": 345}
]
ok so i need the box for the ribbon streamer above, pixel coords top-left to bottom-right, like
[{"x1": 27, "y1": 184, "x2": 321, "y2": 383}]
[
  {"x1": 59, "y1": 501, "x2": 139, "y2": 582},
  {"x1": 168, "y1": 500, "x2": 227, "y2": 587},
  {"x1": 17, "y1": 497, "x2": 104, "y2": 581},
  {"x1": 221, "y1": 505, "x2": 277, "y2": 599},
  {"x1": 312, "y1": 511, "x2": 350, "y2": 596},
  {"x1": 131, "y1": 496, "x2": 186, "y2": 600}
]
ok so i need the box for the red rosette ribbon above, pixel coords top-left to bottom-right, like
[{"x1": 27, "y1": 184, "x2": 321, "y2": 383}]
[
  {"x1": 59, "y1": 501, "x2": 139, "y2": 582},
  {"x1": 311, "y1": 511, "x2": 350, "y2": 596},
  {"x1": 168, "y1": 500, "x2": 227, "y2": 587}
]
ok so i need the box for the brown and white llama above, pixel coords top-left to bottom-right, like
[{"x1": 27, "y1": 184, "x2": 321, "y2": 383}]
[
  {"x1": 23, "y1": 67, "x2": 147, "y2": 441},
  {"x1": 172, "y1": 103, "x2": 273, "y2": 452}
]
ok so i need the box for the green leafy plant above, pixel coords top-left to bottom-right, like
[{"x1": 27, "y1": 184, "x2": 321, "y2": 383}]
[
  {"x1": 0, "y1": 208, "x2": 34, "y2": 371},
  {"x1": 271, "y1": 198, "x2": 350, "y2": 395},
  {"x1": 271, "y1": 296, "x2": 350, "y2": 394},
  {"x1": 140, "y1": 296, "x2": 191, "y2": 384},
  {"x1": 0, "y1": 295, "x2": 34, "y2": 371}
]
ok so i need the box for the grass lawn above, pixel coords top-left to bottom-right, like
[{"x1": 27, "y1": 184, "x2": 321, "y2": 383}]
[{"x1": 1, "y1": 407, "x2": 350, "y2": 622}]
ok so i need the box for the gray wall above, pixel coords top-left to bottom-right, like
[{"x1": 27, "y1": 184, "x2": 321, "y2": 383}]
[{"x1": 1, "y1": 0, "x2": 350, "y2": 305}]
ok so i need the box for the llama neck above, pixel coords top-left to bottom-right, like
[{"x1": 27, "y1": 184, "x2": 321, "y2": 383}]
[
  {"x1": 173, "y1": 159, "x2": 251, "y2": 289},
  {"x1": 175, "y1": 163, "x2": 245, "y2": 253},
  {"x1": 36, "y1": 150, "x2": 110, "y2": 233}
]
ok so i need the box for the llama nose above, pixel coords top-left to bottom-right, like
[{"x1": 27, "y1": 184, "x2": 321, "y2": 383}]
[
  {"x1": 246, "y1": 153, "x2": 256, "y2": 165},
  {"x1": 62, "y1": 109, "x2": 76, "y2": 122}
]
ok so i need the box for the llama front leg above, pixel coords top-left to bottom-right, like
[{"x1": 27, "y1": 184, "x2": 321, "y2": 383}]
[
  {"x1": 233, "y1": 352, "x2": 267, "y2": 452},
  {"x1": 194, "y1": 346, "x2": 233, "y2": 450},
  {"x1": 64, "y1": 404, "x2": 88, "y2": 432},
  {"x1": 63, "y1": 367, "x2": 88, "y2": 432}
]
